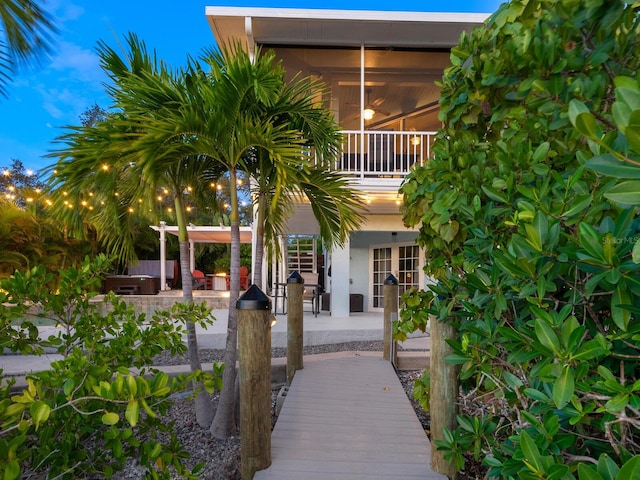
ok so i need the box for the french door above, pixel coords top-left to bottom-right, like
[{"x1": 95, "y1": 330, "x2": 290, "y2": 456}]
[{"x1": 371, "y1": 243, "x2": 422, "y2": 309}]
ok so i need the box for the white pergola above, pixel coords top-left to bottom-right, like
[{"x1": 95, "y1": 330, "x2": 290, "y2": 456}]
[{"x1": 150, "y1": 222, "x2": 253, "y2": 290}]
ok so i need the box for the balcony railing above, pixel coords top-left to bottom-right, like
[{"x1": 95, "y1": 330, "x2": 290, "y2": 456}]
[{"x1": 335, "y1": 130, "x2": 436, "y2": 185}]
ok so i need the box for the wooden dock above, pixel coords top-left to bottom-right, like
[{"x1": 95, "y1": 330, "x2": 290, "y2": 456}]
[{"x1": 254, "y1": 353, "x2": 446, "y2": 479}]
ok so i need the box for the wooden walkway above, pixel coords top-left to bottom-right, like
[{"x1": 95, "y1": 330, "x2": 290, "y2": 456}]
[{"x1": 254, "y1": 353, "x2": 446, "y2": 479}]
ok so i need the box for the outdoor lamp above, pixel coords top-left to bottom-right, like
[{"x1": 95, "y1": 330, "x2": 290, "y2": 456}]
[{"x1": 363, "y1": 107, "x2": 375, "y2": 120}]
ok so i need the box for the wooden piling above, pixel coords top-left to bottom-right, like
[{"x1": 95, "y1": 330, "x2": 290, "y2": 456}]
[
  {"x1": 383, "y1": 274, "x2": 398, "y2": 362},
  {"x1": 237, "y1": 285, "x2": 272, "y2": 480},
  {"x1": 430, "y1": 315, "x2": 459, "y2": 479},
  {"x1": 286, "y1": 271, "x2": 304, "y2": 384}
]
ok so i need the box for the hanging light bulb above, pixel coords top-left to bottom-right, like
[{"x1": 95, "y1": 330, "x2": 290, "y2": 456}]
[{"x1": 363, "y1": 107, "x2": 375, "y2": 120}]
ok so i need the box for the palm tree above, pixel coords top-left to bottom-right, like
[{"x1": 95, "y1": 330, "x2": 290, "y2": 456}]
[
  {"x1": 246, "y1": 76, "x2": 365, "y2": 290},
  {"x1": 49, "y1": 37, "x2": 365, "y2": 440},
  {"x1": 187, "y1": 44, "x2": 313, "y2": 438},
  {"x1": 0, "y1": 0, "x2": 57, "y2": 97},
  {"x1": 46, "y1": 35, "x2": 223, "y2": 427},
  {"x1": 195, "y1": 43, "x2": 365, "y2": 438}
]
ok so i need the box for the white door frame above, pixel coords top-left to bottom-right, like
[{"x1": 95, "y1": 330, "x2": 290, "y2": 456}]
[{"x1": 368, "y1": 242, "x2": 424, "y2": 312}]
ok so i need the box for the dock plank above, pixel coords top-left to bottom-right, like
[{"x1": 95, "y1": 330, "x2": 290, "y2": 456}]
[{"x1": 254, "y1": 354, "x2": 446, "y2": 479}]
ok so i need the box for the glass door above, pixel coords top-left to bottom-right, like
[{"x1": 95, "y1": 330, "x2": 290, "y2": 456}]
[
  {"x1": 372, "y1": 247, "x2": 392, "y2": 308},
  {"x1": 371, "y1": 243, "x2": 422, "y2": 310},
  {"x1": 398, "y1": 244, "x2": 420, "y2": 296}
]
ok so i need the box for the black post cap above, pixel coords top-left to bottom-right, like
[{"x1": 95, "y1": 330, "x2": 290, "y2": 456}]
[
  {"x1": 287, "y1": 271, "x2": 304, "y2": 284},
  {"x1": 236, "y1": 284, "x2": 271, "y2": 310},
  {"x1": 384, "y1": 274, "x2": 398, "y2": 285}
]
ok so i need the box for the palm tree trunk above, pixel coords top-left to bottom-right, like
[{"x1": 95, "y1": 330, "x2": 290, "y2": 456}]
[
  {"x1": 176, "y1": 196, "x2": 214, "y2": 428},
  {"x1": 252, "y1": 193, "x2": 267, "y2": 290},
  {"x1": 211, "y1": 169, "x2": 241, "y2": 438}
]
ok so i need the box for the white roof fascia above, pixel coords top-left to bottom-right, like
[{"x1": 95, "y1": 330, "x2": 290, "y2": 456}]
[{"x1": 205, "y1": 6, "x2": 489, "y2": 25}]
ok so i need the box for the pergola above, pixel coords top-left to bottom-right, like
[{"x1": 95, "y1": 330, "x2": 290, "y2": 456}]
[{"x1": 151, "y1": 222, "x2": 253, "y2": 290}]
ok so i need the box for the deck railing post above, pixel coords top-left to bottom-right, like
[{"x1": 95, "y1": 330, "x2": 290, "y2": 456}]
[
  {"x1": 286, "y1": 271, "x2": 304, "y2": 384},
  {"x1": 383, "y1": 274, "x2": 398, "y2": 363},
  {"x1": 237, "y1": 285, "x2": 272, "y2": 479},
  {"x1": 430, "y1": 315, "x2": 460, "y2": 479}
]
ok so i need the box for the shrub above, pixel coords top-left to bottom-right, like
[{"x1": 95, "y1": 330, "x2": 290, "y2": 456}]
[
  {"x1": 0, "y1": 255, "x2": 221, "y2": 479},
  {"x1": 399, "y1": 0, "x2": 640, "y2": 477}
]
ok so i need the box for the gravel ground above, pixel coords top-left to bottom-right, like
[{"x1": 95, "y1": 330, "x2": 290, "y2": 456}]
[{"x1": 112, "y1": 341, "x2": 431, "y2": 480}]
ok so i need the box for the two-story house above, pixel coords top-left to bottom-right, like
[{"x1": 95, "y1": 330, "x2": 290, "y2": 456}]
[{"x1": 205, "y1": 7, "x2": 489, "y2": 316}]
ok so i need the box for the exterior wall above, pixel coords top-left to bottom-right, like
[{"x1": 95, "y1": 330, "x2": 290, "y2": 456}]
[
  {"x1": 349, "y1": 245, "x2": 369, "y2": 309},
  {"x1": 329, "y1": 239, "x2": 351, "y2": 316}
]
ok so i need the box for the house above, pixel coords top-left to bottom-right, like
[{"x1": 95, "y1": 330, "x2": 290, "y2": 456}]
[{"x1": 205, "y1": 7, "x2": 489, "y2": 316}]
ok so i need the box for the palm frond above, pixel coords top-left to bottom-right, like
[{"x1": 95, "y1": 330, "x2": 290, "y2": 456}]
[{"x1": 0, "y1": 0, "x2": 57, "y2": 96}]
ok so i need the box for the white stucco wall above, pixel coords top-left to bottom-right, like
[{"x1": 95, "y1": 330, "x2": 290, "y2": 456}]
[{"x1": 349, "y1": 246, "x2": 369, "y2": 308}]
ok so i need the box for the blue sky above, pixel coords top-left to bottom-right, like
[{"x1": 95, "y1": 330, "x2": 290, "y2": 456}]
[{"x1": 0, "y1": 0, "x2": 503, "y2": 172}]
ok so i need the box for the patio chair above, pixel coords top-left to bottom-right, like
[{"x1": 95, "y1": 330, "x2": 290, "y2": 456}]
[
  {"x1": 240, "y1": 266, "x2": 250, "y2": 290},
  {"x1": 300, "y1": 272, "x2": 321, "y2": 316},
  {"x1": 225, "y1": 266, "x2": 251, "y2": 290},
  {"x1": 192, "y1": 269, "x2": 206, "y2": 290}
]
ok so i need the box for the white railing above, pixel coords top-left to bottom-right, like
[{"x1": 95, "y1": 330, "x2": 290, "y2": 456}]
[{"x1": 336, "y1": 130, "x2": 436, "y2": 182}]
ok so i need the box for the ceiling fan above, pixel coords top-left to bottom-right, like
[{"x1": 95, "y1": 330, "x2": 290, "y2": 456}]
[{"x1": 349, "y1": 89, "x2": 390, "y2": 120}]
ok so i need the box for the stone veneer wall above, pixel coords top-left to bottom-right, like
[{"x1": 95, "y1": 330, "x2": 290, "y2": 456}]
[{"x1": 90, "y1": 294, "x2": 230, "y2": 318}]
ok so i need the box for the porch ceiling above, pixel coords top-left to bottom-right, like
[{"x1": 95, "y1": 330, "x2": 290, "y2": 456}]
[
  {"x1": 205, "y1": 7, "x2": 489, "y2": 49},
  {"x1": 283, "y1": 192, "x2": 404, "y2": 236}
]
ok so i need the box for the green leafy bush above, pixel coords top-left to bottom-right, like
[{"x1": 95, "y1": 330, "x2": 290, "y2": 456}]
[
  {"x1": 0, "y1": 255, "x2": 221, "y2": 479},
  {"x1": 399, "y1": 0, "x2": 640, "y2": 477}
]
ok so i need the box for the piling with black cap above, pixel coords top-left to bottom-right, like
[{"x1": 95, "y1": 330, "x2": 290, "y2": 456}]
[
  {"x1": 286, "y1": 271, "x2": 304, "y2": 384},
  {"x1": 383, "y1": 274, "x2": 398, "y2": 362},
  {"x1": 236, "y1": 284, "x2": 272, "y2": 479}
]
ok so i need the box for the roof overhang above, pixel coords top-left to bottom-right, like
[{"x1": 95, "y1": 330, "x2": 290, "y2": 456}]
[
  {"x1": 151, "y1": 225, "x2": 253, "y2": 244},
  {"x1": 206, "y1": 7, "x2": 490, "y2": 49}
]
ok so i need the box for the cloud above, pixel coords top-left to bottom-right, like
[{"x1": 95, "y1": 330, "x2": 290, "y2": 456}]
[
  {"x1": 48, "y1": 0, "x2": 85, "y2": 22},
  {"x1": 39, "y1": 85, "x2": 101, "y2": 123},
  {"x1": 48, "y1": 41, "x2": 104, "y2": 85}
]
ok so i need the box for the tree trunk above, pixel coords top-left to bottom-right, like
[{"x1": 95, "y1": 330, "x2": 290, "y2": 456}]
[
  {"x1": 211, "y1": 169, "x2": 241, "y2": 439},
  {"x1": 176, "y1": 197, "x2": 214, "y2": 428},
  {"x1": 252, "y1": 194, "x2": 266, "y2": 291}
]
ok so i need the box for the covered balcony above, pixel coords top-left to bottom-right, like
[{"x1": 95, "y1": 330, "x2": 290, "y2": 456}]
[{"x1": 337, "y1": 129, "x2": 436, "y2": 187}]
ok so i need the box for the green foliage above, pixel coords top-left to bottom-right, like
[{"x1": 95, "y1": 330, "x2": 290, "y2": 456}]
[
  {"x1": 399, "y1": 0, "x2": 640, "y2": 477},
  {"x1": 0, "y1": 255, "x2": 221, "y2": 479},
  {"x1": 570, "y1": 71, "x2": 640, "y2": 261},
  {"x1": 0, "y1": 201, "x2": 92, "y2": 279},
  {"x1": 412, "y1": 369, "x2": 430, "y2": 412}
]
